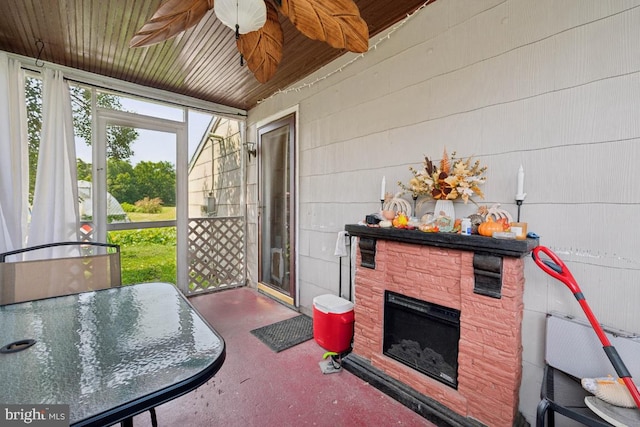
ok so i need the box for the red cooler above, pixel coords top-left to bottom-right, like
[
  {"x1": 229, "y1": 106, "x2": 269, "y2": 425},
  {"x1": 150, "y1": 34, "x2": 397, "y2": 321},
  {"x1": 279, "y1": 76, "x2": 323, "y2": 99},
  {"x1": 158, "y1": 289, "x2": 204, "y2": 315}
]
[{"x1": 313, "y1": 294, "x2": 354, "y2": 353}]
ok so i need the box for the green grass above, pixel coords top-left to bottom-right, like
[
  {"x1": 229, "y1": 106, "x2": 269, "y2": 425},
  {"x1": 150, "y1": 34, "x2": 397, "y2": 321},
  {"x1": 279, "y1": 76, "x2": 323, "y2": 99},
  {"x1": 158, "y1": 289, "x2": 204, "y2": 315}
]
[
  {"x1": 108, "y1": 226, "x2": 176, "y2": 285},
  {"x1": 119, "y1": 243, "x2": 176, "y2": 285},
  {"x1": 127, "y1": 206, "x2": 176, "y2": 222}
]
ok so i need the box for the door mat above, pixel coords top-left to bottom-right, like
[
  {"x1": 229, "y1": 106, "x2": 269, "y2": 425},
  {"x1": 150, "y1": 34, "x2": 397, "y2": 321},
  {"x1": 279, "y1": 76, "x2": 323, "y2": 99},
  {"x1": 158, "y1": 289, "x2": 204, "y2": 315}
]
[{"x1": 250, "y1": 315, "x2": 313, "y2": 352}]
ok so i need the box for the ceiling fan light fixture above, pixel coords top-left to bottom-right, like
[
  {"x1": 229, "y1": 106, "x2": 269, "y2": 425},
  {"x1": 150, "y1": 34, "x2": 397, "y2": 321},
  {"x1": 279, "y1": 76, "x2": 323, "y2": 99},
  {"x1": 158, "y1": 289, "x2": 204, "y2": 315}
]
[{"x1": 214, "y1": 0, "x2": 267, "y2": 35}]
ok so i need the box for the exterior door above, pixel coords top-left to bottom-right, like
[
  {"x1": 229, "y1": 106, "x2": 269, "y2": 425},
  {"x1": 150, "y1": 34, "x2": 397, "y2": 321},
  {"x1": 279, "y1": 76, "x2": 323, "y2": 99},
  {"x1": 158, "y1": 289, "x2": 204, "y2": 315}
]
[
  {"x1": 257, "y1": 114, "x2": 296, "y2": 305},
  {"x1": 94, "y1": 108, "x2": 188, "y2": 289}
]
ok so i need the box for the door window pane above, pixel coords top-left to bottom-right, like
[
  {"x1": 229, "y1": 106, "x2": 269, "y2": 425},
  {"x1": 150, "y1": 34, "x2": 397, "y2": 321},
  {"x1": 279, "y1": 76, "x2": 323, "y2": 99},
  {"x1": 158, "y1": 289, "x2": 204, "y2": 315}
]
[
  {"x1": 260, "y1": 125, "x2": 291, "y2": 294},
  {"x1": 106, "y1": 126, "x2": 176, "y2": 223}
]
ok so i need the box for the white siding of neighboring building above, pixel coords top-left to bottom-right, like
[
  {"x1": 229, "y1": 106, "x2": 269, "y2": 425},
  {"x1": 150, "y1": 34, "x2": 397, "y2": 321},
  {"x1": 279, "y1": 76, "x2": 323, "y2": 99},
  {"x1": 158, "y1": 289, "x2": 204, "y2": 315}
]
[
  {"x1": 188, "y1": 118, "x2": 243, "y2": 218},
  {"x1": 246, "y1": 1, "x2": 640, "y2": 423}
]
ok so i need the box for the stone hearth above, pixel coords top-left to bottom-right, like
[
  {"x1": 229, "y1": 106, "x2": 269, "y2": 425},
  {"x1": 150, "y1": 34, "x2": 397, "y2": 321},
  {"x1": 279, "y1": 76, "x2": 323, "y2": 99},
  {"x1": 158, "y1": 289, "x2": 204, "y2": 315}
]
[{"x1": 343, "y1": 225, "x2": 537, "y2": 427}]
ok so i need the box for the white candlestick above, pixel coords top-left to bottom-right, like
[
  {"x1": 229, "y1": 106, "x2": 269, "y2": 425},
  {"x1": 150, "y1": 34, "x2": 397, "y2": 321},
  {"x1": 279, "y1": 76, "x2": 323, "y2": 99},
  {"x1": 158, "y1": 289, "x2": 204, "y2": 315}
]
[
  {"x1": 380, "y1": 176, "x2": 386, "y2": 200},
  {"x1": 516, "y1": 165, "x2": 526, "y2": 200}
]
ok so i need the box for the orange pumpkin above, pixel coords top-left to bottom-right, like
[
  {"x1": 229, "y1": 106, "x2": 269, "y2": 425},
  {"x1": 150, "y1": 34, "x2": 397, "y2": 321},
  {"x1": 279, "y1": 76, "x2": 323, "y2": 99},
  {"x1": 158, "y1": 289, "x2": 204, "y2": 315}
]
[{"x1": 477, "y1": 217, "x2": 503, "y2": 237}]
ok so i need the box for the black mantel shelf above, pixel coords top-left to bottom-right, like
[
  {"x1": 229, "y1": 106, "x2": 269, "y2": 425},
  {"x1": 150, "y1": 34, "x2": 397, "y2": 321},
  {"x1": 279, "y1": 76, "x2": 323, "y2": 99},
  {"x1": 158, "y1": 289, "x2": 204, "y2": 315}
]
[{"x1": 345, "y1": 224, "x2": 538, "y2": 258}]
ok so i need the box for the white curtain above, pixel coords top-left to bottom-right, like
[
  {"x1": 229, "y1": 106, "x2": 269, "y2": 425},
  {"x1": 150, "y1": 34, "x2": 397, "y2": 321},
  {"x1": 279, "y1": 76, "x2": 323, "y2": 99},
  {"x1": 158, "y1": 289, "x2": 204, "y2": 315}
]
[
  {"x1": 28, "y1": 69, "x2": 79, "y2": 251},
  {"x1": 0, "y1": 53, "x2": 29, "y2": 254}
]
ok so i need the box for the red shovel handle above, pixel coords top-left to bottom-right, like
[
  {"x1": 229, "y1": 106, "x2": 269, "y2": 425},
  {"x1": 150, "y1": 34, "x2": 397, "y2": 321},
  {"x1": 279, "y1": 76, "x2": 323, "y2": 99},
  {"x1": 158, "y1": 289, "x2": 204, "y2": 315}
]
[
  {"x1": 532, "y1": 246, "x2": 580, "y2": 294},
  {"x1": 533, "y1": 246, "x2": 640, "y2": 408}
]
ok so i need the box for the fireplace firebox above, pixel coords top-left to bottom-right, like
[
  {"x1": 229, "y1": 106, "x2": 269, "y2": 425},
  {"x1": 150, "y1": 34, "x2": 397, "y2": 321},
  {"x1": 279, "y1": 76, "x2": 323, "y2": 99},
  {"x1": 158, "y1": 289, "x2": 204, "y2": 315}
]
[{"x1": 383, "y1": 291, "x2": 460, "y2": 388}]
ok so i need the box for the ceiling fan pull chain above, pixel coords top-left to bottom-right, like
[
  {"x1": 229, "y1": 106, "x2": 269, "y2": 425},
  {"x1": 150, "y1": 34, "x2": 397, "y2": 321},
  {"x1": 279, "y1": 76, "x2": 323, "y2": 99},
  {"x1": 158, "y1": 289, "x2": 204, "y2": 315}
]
[{"x1": 240, "y1": 54, "x2": 244, "y2": 67}]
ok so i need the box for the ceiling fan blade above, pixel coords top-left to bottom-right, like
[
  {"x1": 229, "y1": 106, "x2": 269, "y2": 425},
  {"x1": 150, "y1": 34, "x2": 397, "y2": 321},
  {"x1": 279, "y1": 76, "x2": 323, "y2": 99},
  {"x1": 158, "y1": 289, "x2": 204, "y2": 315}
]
[
  {"x1": 237, "y1": 2, "x2": 284, "y2": 83},
  {"x1": 130, "y1": 0, "x2": 214, "y2": 48},
  {"x1": 277, "y1": 0, "x2": 369, "y2": 53}
]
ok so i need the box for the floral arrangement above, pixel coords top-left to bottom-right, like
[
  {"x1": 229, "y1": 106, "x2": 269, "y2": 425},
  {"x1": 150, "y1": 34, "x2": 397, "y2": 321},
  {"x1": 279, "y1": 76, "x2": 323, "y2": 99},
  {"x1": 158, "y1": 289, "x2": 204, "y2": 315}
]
[{"x1": 399, "y1": 148, "x2": 487, "y2": 204}]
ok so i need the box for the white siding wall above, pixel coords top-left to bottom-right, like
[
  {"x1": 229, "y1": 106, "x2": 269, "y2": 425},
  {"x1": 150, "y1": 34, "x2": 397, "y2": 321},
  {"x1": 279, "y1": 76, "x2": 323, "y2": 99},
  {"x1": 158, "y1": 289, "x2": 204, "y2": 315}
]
[
  {"x1": 188, "y1": 142, "x2": 215, "y2": 218},
  {"x1": 188, "y1": 119, "x2": 243, "y2": 218},
  {"x1": 247, "y1": 1, "x2": 640, "y2": 422}
]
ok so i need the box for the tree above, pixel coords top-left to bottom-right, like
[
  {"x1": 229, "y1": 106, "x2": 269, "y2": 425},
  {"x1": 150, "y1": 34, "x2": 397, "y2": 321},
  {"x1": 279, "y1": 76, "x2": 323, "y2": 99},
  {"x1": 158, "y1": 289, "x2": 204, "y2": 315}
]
[
  {"x1": 25, "y1": 77, "x2": 139, "y2": 199},
  {"x1": 70, "y1": 86, "x2": 138, "y2": 160},
  {"x1": 103, "y1": 159, "x2": 176, "y2": 206},
  {"x1": 106, "y1": 158, "x2": 135, "y2": 204},
  {"x1": 25, "y1": 78, "x2": 42, "y2": 202},
  {"x1": 25, "y1": 77, "x2": 176, "y2": 210},
  {"x1": 76, "y1": 158, "x2": 92, "y2": 181},
  {"x1": 132, "y1": 161, "x2": 176, "y2": 206}
]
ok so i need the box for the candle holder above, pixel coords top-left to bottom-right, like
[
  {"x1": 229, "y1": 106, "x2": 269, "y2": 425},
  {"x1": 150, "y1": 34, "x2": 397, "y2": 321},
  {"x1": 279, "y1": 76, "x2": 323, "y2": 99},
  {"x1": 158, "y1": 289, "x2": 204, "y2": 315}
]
[
  {"x1": 380, "y1": 199, "x2": 385, "y2": 210},
  {"x1": 412, "y1": 194, "x2": 418, "y2": 217},
  {"x1": 515, "y1": 165, "x2": 526, "y2": 221},
  {"x1": 515, "y1": 194, "x2": 526, "y2": 222}
]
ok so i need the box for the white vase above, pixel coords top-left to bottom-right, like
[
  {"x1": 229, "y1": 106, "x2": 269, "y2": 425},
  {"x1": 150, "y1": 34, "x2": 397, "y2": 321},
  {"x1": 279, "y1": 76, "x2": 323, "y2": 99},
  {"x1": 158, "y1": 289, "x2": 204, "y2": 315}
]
[{"x1": 434, "y1": 199, "x2": 455, "y2": 219}]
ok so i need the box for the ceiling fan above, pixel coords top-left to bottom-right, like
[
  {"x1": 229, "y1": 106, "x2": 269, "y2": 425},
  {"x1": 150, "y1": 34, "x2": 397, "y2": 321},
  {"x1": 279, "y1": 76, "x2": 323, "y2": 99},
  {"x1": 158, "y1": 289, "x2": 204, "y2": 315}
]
[{"x1": 130, "y1": 0, "x2": 369, "y2": 83}]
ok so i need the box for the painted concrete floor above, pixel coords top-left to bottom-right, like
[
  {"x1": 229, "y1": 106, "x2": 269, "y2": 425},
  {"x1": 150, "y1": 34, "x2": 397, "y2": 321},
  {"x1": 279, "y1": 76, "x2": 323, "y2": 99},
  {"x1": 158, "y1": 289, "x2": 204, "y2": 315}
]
[{"x1": 130, "y1": 287, "x2": 435, "y2": 427}]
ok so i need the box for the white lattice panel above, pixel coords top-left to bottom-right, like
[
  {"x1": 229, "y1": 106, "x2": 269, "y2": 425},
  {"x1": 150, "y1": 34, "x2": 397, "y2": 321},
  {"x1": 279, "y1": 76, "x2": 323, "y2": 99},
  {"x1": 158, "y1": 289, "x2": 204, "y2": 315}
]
[{"x1": 188, "y1": 217, "x2": 245, "y2": 294}]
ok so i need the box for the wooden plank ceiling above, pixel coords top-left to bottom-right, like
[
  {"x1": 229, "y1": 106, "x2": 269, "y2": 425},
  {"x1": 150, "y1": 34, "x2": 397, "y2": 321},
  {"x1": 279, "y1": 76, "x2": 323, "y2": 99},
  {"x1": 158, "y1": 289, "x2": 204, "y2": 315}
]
[{"x1": 0, "y1": 0, "x2": 431, "y2": 111}]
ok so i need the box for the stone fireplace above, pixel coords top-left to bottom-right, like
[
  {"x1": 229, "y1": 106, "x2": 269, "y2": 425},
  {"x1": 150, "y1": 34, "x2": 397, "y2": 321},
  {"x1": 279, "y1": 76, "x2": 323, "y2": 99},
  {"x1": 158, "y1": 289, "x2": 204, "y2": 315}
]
[{"x1": 343, "y1": 225, "x2": 537, "y2": 426}]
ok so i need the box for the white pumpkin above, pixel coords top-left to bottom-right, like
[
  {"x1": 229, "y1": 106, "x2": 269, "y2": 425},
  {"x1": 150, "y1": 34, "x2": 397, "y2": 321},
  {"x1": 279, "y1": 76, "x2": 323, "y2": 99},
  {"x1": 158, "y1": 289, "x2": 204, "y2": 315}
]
[
  {"x1": 383, "y1": 195, "x2": 412, "y2": 217},
  {"x1": 487, "y1": 203, "x2": 513, "y2": 223}
]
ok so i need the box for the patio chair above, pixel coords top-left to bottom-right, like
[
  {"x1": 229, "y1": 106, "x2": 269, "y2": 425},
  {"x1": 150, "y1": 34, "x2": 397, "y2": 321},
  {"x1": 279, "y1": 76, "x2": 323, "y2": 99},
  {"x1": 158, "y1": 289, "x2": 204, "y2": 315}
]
[
  {"x1": 537, "y1": 312, "x2": 640, "y2": 426},
  {"x1": 0, "y1": 241, "x2": 121, "y2": 305}
]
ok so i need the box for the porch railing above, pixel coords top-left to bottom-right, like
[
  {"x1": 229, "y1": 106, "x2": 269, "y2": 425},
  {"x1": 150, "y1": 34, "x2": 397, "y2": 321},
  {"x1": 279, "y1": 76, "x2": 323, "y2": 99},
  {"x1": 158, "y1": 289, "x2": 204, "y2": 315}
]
[
  {"x1": 81, "y1": 217, "x2": 246, "y2": 294},
  {"x1": 188, "y1": 216, "x2": 245, "y2": 295}
]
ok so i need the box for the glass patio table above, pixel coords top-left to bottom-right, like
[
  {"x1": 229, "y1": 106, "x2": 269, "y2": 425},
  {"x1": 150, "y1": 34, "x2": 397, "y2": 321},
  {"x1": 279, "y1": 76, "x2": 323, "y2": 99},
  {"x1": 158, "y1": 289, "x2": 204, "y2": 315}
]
[{"x1": 0, "y1": 282, "x2": 226, "y2": 426}]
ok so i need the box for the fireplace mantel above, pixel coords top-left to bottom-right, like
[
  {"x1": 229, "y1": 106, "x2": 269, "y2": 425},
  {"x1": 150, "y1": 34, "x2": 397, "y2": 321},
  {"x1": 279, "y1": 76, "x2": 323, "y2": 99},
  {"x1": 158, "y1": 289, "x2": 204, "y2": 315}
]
[
  {"x1": 343, "y1": 224, "x2": 537, "y2": 426},
  {"x1": 345, "y1": 224, "x2": 538, "y2": 258}
]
